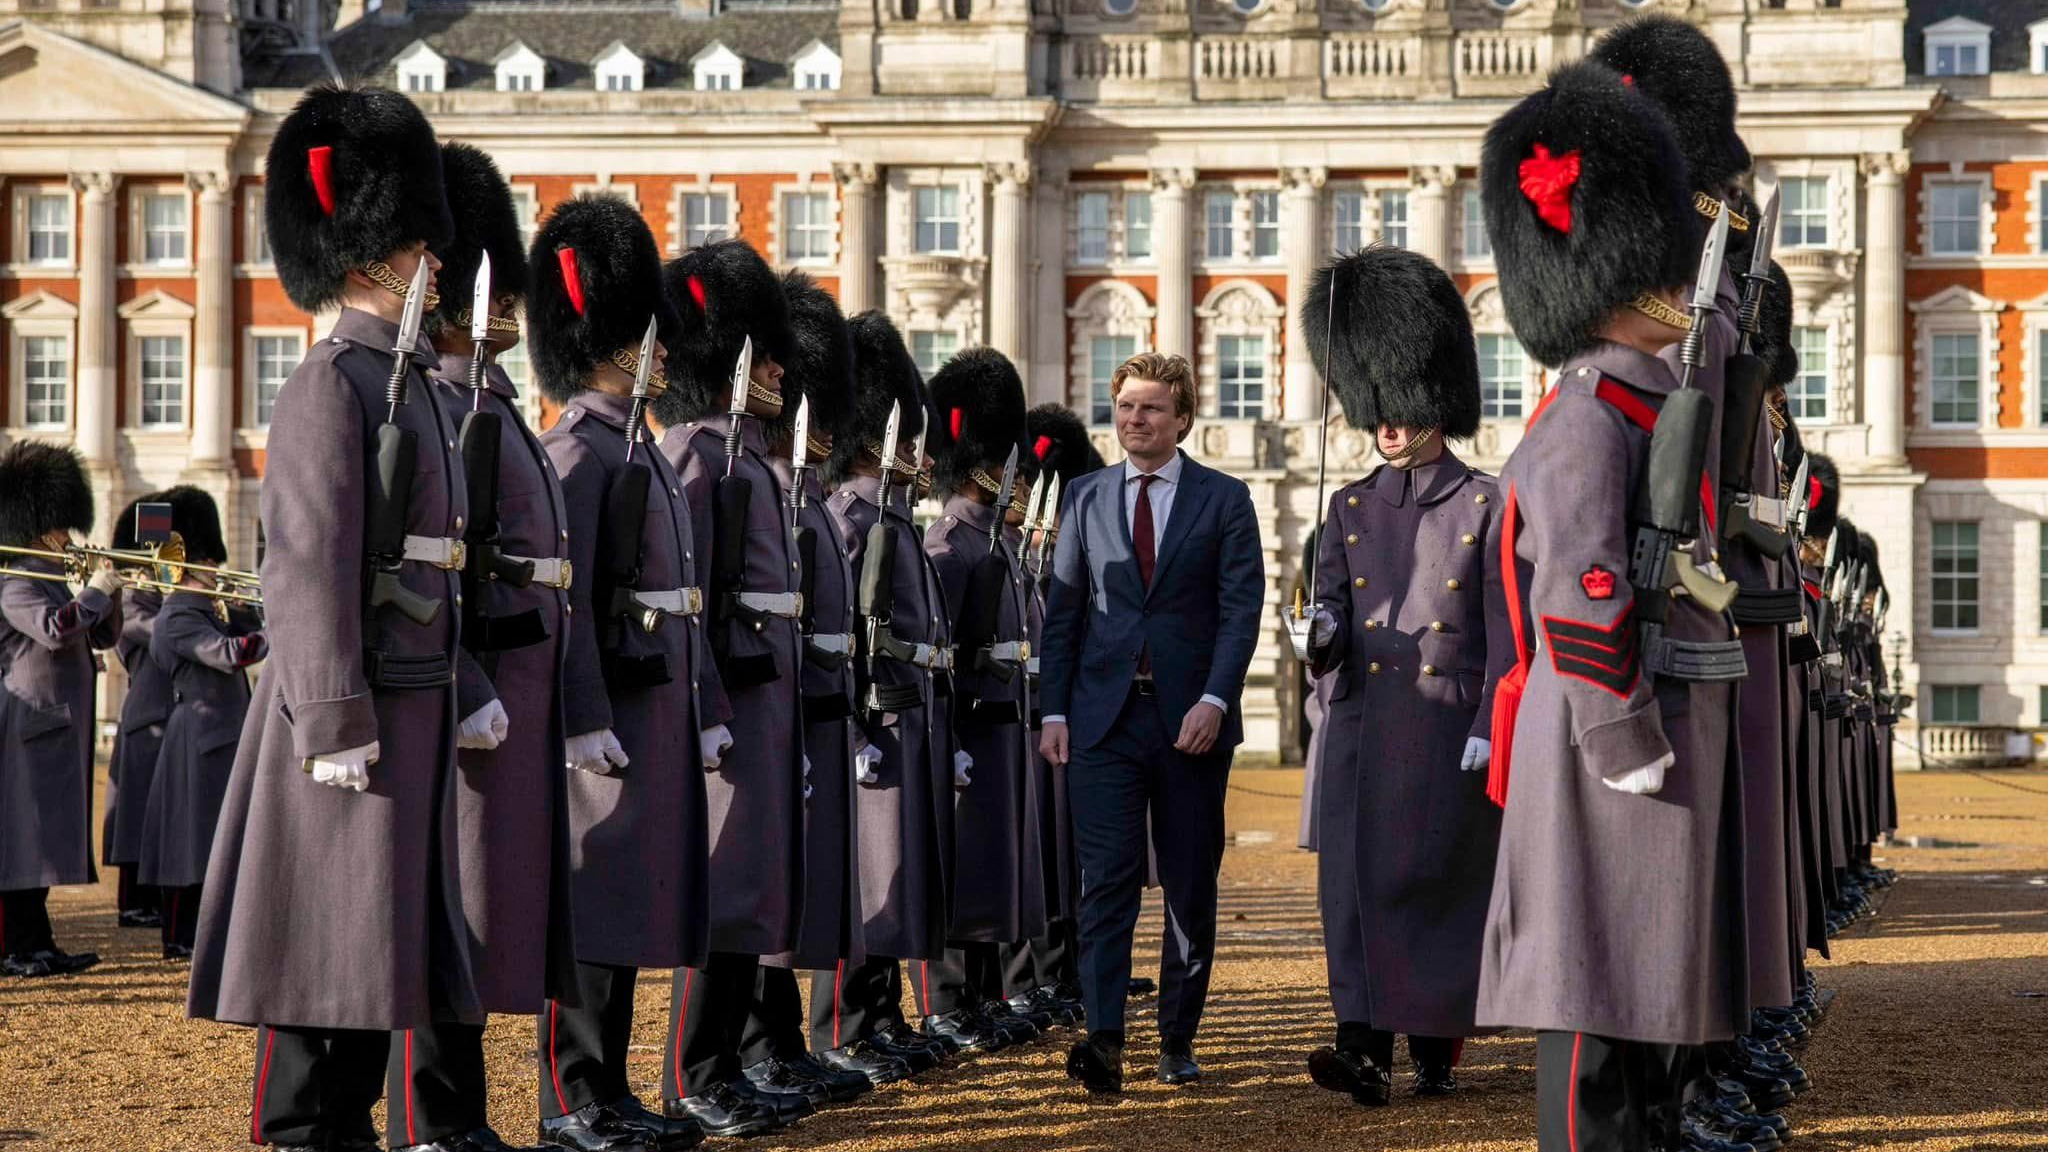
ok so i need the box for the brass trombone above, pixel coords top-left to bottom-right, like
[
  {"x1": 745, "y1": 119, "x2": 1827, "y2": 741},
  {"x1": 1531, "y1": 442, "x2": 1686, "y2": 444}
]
[{"x1": 0, "y1": 535, "x2": 262, "y2": 607}]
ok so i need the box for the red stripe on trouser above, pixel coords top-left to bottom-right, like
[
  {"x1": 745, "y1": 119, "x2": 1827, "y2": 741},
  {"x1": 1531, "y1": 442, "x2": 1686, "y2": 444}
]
[
  {"x1": 547, "y1": 1001, "x2": 569, "y2": 1116},
  {"x1": 1568, "y1": 1032, "x2": 1584, "y2": 1151},
  {"x1": 252, "y1": 1027, "x2": 278, "y2": 1143},
  {"x1": 1451, "y1": 1038, "x2": 1465, "y2": 1067},
  {"x1": 832, "y1": 960, "x2": 845, "y2": 1048},
  {"x1": 403, "y1": 1030, "x2": 417, "y2": 1145},
  {"x1": 917, "y1": 962, "x2": 931, "y2": 1016},
  {"x1": 672, "y1": 969, "x2": 695, "y2": 1099}
]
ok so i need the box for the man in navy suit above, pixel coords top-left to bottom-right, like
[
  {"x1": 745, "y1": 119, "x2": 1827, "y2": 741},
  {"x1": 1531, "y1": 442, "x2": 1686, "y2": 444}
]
[{"x1": 1039, "y1": 351, "x2": 1265, "y2": 1094}]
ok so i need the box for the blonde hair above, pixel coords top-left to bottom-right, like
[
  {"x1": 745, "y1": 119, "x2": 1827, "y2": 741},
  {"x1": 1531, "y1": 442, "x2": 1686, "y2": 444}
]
[{"x1": 1110, "y1": 352, "x2": 1197, "y2": 441}]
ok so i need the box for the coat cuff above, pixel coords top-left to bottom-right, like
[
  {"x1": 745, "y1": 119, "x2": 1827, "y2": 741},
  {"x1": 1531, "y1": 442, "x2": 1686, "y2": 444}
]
[
  {"x1": 288, "y1": 692, "x2": 379, "y2": 761},
  {"x1": 75, "y1": 587, "x2": 113, "y2": 618},
  {"x1": 562, "y1": 675, "x2": 615, "y2": 739},
  {"x1": 1576, "y1": 701, "x2": 1672, "y2": 782}
]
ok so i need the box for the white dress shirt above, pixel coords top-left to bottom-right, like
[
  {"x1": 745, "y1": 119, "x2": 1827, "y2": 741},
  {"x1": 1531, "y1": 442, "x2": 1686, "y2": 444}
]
[{"x1": 1044, "y1": 449, "x2": 1226, "y2": 725}]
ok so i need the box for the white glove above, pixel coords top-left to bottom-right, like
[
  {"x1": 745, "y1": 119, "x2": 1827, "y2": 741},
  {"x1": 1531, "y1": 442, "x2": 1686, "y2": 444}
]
[
  {"x1": 700, "y1": 724, "x2": 734, "y2": 771},
  {"x1": 1460, "y1": 736, "x2": 1491, "y2": 773},
  {"x1": 1603, "y1": 752, "x2": 1674, "y2": 795},
  {"x1": 1310, "y1": 607, "x2": 1340, "y2": 648},
  {"x1": 87, "y1": 565, "x2": 126, "y2": 597},
  {"x1": 854, "y1": 743, "x2": 884, "y2": 786},
  {"x1": 309, "y1": 741, "x2": 378, "y2": 793},
  {"x1": 566, "y1": 728, "x2": 629, "y2": 775},
  {"x1": 457, "y1": 698, "x2": 510, "y2": 750},
  {"x1": 953, "y1": 749, "x2": 974, "y2": 790}
]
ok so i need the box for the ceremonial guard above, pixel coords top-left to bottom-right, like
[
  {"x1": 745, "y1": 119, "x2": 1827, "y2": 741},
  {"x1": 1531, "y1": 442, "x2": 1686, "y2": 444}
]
[
  {"x1": 0, "y1": 441, "x2": 119, "y2": 978},
  {"x1": 1297, "y1": 245, "x2": 1511, "y2": 1104},
  {"x1": 811, "y1": 313, "x2": 956, "y2": 1081},
  {"x1": 186, "y1": 85, "x2": 479, "y2": 1152},
  {"x1": 734, "y1": 270, "x2": 878, "y2": 1108},
  {"x1": 104, "y1": 490, "x2": 169, "y2": 930},
  {"x1": 139, "y1": 488, "x2": 265, "y2": 961},
  {"x1": 401, "y1": 140, "x2": 579, "y2": 1152},
  {"x1": 1476, "y1": 61, "x2": 1749, "y2": 1150},
  {"x1": 655, "y1": 239, "x2": 810, "y2": 1137},
  {"x1": 529, "y1": 194, "x2": 722, "y2": 1152},
  {"x1": 920, "y1": 348, "x2": 1050, "y2": 1051}
]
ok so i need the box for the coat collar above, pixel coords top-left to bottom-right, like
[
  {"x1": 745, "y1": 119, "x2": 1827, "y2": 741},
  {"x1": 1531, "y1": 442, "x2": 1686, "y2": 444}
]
[
  {"x1": 330, "y1": 306, "x2": 435, "y2": 362},
  {"x1": 944, "y1": 491, "x2": 998, "y2": 534},
  {"x1": 683, "y1": 416, "x2": 771, "y2": 456},
  {"x1": 562, "y1": 388, "x2": 641, "y2": 438},
  {"x1": 1575, "y1": 340, "x2": 1684, "y2": 400},
  {"x1": 1368, "y1": 447, "x2": 1468, "y2": 508},
  {"x1": 431, "y1": 350, "x2": 517, "y2": 399}
]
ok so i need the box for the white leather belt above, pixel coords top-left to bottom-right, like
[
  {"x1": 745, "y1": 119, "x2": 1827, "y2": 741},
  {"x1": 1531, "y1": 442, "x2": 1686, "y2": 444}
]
[
  {"x1": 507, "y1": 555, "x2": 572, "y2": 589},
  {"x1": 402, "y1": 535, "x2": 466, "y2": 570},
  {"x1": 809, "y1": 632, "x2": 854, "y2": 655},
  {"x1": 634, "y1": 587, "x2": 704, "y2": 617},
  {"x1": 1025, "y1": 656, "x2": 1040, "y2": 675},
  {"x1": 915, "y1": 643, "x2": 954, "y2": 671},
  {"x1": 1751, "y1": 495, "x2": 1788, "y2": 528},
  {"x1": 987, "y1": 640, "x2": 1032, "y2": 663},
  {"x1": 737, "y1": 591, "x2": 804, "y2": 618}
]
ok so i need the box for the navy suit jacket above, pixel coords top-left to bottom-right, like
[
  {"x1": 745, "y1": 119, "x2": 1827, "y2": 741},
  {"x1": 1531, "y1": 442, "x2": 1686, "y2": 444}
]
[{"x1": 1040, "y1": 451, "x2": 1265, "y2": 753}]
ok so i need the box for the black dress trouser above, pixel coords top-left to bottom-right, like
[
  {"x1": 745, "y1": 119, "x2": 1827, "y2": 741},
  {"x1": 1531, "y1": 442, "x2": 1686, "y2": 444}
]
[
  {"x1": 0, "y1": 887, "x2": 54, "y2": 955},
  {"x1": 160, "y1": 883, "x2": 201, "y2": 951},
  {"x1": 387, "y1": 1022, "x2": 488, "y2": 1147},
  {"x1": 251, "y1": 1025, "x2": 389, "y2": 1149},
  {"x1": 912, "y1": 942, "x2": 1003, "y2": 1017},
  {"x1": 665, "y1": 952, "x2": 759, "y2": 1099},
  {"x1": 1535, "y1": 1031, "x2": 1692, "y2": 1152},
  {"x1": 538, "y1": 961, "x2": 639, "y2": 1120},
  {"x1": 809, "y1": 956, "x2": 905, "y2": 1052},
  {"x1": 115, "y1": 865, "x2": 157, "y2": 918},
  {"x1": 1001, "y1": 918, "x2": 1078, "y2": 996},
  {"x1": 737, "y1": 964, "x2": 809, "y2": 1067}
]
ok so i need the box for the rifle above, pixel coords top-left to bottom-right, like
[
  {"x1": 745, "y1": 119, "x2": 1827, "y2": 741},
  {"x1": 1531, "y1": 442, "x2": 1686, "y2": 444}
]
[
  {"x1": 957, "y1": 446, "x2": 1020, "y2": 684},
  {"x1": 711, "y1": 337, "x2": 757, "y2": 670},
  {"x1": 788, "y1": 395, "x2": 820, "y2": 640},
  {"x1": 365, "y1": 259, "x2": 443, "y2": 628},
  {"x1": 457, "y1": 252, "x2": 542, "y2": 654},
  {"x1": 595, "y1": 317, "x2": 671, "y2": 696},
  {"x1": 1030, "y1": 474, "x2": 1062, "y2": 581},
  {"x1": 1020, "y1": 471, "x2": 1050, "y2": 581},
  {"x1": 1718, "y1": 189, "x2": 1790, "y2": 560},
  {"x1": 855, "y1": 403, "x2": 918, "y2": 719}
]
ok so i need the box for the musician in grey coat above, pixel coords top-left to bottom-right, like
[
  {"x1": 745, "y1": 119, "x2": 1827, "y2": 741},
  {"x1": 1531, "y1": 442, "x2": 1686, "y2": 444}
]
[
  {"x1": 1299, "y1": 246, "x2": 1511, "y2": 1105},
  {"x1": 103, "y1": 491, "x2": 168, "y2": 929},
  {"x1": 0, "y1": 441, "x2": 119, "y2": 978}
]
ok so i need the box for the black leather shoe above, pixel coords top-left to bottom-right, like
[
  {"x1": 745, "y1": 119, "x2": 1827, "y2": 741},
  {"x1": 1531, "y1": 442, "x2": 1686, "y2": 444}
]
[
  {"x1": 979, "y1": 1001, "x2": 1042, "y2": 1043},
  {"x1": 1001, "y1": 992, "x2": 1058, "y2": 1032},
  {"x1": 1711, "y1": 1076, "x2": 1755, "y2": 1114},
  {"x1": 728, "y1": 1075, "x2": 814, "y2": 1123},
  {"x1": 609, "y1": 1096, "x2": 705, "y2": 1151},
  {"x1": 1307, "y1": 1046, "x2": 1390, "y2": 1107},
  {"x1": 118, "y1": 907, "x2": 163, "y2": 929},
  {"x1": 1722, "y1": 1067, "x2": 1796, "y2": 1113},
  {"x1": 1053, "y1": 980, "x2": 1087, "y2": 1027},
  {"x1": 1413, "y1": 1062, "x2": 1458, "y2": 1097},
  {"x1": 1691, "y1": 1097, "x2": 1788, "y2": 1144},
  {"x1": 816, "y1": 1042, "x2": 914, "y2": 1086},
  {"x1": 1126, "y1": 976, "x2": 1158, "y2": 998},
  {"x1": 1066, "y1": 1036, "x2": 1124, "y2": 1096},
  {"x1": 396, "y1": 1127, "x2": 552, "y2": 1152},
  {"x1": 781, "y1": 1053, "x2": 873, "y2": 1102},
  {"x1": 664, "y1": 1083, "x2": 784, "y2": 1139},
  {"x1": 538, "y1": 1100, "x2": 667, "y2": 1151},
  {"x1": 1034, "y1": 985, "x2": 1084, "y2": 1027},
  {"x1": 924, "y1": 1010, "x2": 1006, "y2": 1054},
  {"x1": 2, "y1": 948, "x2": 99, "y2": 978},
  {"x1": 742, "y1": 1057, "x2": 834, "y2": 1107},
  {"x1": 1681, "y1": 1115, "x2": 1761, "y2": 1152},
  {"x1": 1157, "y1": 1037, "x2": 1201, "y2": 1085},
  {"x1": 870, "y1": 1022, "x2": 945, "y2": 1072},
  {"x1": 163, "y1": 943, "x2": 193, "y2": 961}
]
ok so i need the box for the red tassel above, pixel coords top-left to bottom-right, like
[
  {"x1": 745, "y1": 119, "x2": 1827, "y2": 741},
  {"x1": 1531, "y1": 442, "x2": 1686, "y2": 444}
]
[
  {"x1": 1517, "y1": 143, "x2": 1581, "y2": 235},
  {"x1": 307, "y1": 146, "x2": 336, "y2": 216},
  {"x1": 557, "y1": 248, "x2": 586, "y2": 316},
  {"x1": 687, "y1": 274, "x2": 707, "y2": 311},
  {"x1": 1034, "y1": 434, "x2": 1053, "y2": 461},
  {"x1": 1808, "y1": 474, "x2": 1823, "y2": 511},
  {"x1": 950, "y1": 408, "x2": 964, "y2": 439},
  {"x1": 1621, "y1": 73, "x2": 1636, "y2": 88}
]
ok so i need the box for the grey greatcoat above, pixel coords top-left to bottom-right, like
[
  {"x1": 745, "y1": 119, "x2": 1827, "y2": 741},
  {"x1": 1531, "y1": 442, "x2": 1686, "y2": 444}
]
[
  {"x1": 927, "y1": 495, "x2": 1047, "y2": 946},
  {"x1": 765, "y1": 461, "x2": 864, "y2": 969},
  {"x1": 139, "y1": 592, "x2": 263, "y2": 889},
  {"x1": 666, "y1": 419, "x2": 806, "y2": 958},
  {"x1": 105, "y1": 588, "x2": 167, "y2": 867},
  {"x1": 0, "y1": 564, "x2": 116, "y2": 890},
  {"x1": 828, "y1": 480, "x2": 954, "y2": 962},
  {"x1": 189, "y1": 307, "x2": 481, "y2": 1030},
  {"x1": 1476, "y1": 343, "x2": 1749, "y2": 1047},
  {"x1": 428, "y1": 354, "x2": 579, "y2": 1011},
  {"x1": 545, "y1": 390, "x2": 722, "y2": 970},
  {"x1": 1308, "y1": 453, "x2": 1512, "y2": 1037}
]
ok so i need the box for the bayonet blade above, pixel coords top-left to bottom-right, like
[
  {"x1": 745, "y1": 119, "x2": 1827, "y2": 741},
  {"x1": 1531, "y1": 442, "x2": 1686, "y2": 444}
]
[
  {"x1": 1043, "y1": 475, "x2": 1061, "y2": 532},
  {"x1": 1822, "y1": 526, "x2": 1839, "y2": 574},
  {"x1": 1749, "y1": 186, "x2": 1781, "y2": 279},
  {"x1": 632, "y1": 314, "x2": 657, "y2": 400},
  {"x1": 728, "y1": 335, "x2": 754, "y2": 418},
  {"x1": 469, "y1": 251, "x2": 493, "y2": 344},
  {"x1": 791, "y1": 396, "x2": 811, "y2": 472},
  {"x1": 991, "y1": 445, "x2": 1020, "y2": 543},
  {"x1": 1787, "y1": 453, "x2": 1811, "y2": 537},
  {"x1": 878, "y1": 402, "x2": 902, "y2": 485},
  {"x1": 396, "y1": 259, "x2": 430, "y2": 352},
  {"x1": 1024, "y1": 472, "x2": 1048, "y2": 532},
  {"x1": 1690, "y1": 203, "x2": 1731, "y2": 312}
]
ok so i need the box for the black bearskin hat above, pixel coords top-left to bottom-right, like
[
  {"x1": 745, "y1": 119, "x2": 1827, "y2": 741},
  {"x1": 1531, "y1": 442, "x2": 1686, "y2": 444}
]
[
  {"x1": 1805, "y1": 453, "x2": 1840, "y2": 543},
  {"x1": 926, "y1": 347, "x2": 1028, "y2": 496},
  {"x1": 527, "y1": 195, "x2": 678, "y2": 404},
  {"x1": 1025, "y1": 404, "x2": 1105, "y2": 489},
  {"x1": 656, "y1": 240, "x2": 794, "y2": 426},
  {"x1": 1591, "y1": 15, "x2": 1751, "y2": 195},
  {"x1": 1722, "y1": 186, "x2": 1763, "y2": 276},
  {"x1": 776, "y1": 269, "x2": 856, "y2": 446},
  {"x1": 264, "y1": 84, "x2": 452, "y2": 314},
  {"x1": 826, "y1": 311, "x2": 927, "y2": 484},
  {"x1": 427, "y1": 143, "x2": 529, "y2": 339},
  {"x1": 1301, "y1": 246, "x2": 1481, "y2": 438},
  {"x1": 1761, "y1": 261, "x2": 1798, "y2": 389},
  {"x1": 0, "y1": 441, "x2": 93, "y2": 548},
  {"x1": 1833, "y1": 515, "x2": 1861, "y2": 571},
  {"x1": 1482, "y1": 60, "x2": 1699, "y2": 368},
  {"x1": 162, "y1": 485, "x2": 227, "y2": 566},
  {"x1": 1861, "y1": 530, "x2": 1884, "y2": 593}
]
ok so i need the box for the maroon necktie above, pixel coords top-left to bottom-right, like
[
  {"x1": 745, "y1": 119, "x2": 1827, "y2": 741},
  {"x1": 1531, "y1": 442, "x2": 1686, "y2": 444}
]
[{"x1": 1135, "y1": 474, "x2": 1155, "y2": 675}]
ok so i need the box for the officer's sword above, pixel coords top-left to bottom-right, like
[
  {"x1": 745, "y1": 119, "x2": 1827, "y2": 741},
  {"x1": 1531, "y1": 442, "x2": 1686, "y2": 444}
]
[{"x1": 1286, "y1": 261, "x2": 1340, "y2": 660}]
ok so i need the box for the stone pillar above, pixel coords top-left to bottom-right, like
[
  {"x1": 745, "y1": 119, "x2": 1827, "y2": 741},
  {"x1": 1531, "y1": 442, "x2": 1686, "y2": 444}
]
[
  {"x1": 189, "y1": 171, "x2": 236, "y2": 472},
  {"x1": 72, "y1": 172, "x2": 119, "y2": 477},
  {"x1": 987, "y1": 161, "x2": 1032, "y2": 370},
  {"x1": 1151, "y1": 168, "x2": 1195, "y2": 357},
  {"x1": 1030, "y1": 164, "x2": 1070, "y2": 406},
  {"x1": 1409, "y1": 165, "x2": 1454, "y2": 270},
  {"x1": 834, "y1": 161, "x2": 879, "y2": 315},
  {"x1": 1861, "y1": 151, "x2": 1910, "y2": 462},
  {"x1": 1281, "y1": 166, "x2": 1326, "y2": 422}
]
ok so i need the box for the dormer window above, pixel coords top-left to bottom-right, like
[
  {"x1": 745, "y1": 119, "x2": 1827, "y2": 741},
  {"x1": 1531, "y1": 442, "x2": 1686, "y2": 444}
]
[
  {"x1": 1924, "y1": 16, "x2": 1991, "y2": 77},
  {"x1": 495, "y1": 41, "x2": 547, "y2": 92},
  {"x1": 593, "y1": 42, "x2": 645, "y2": 92},
  {"x1": 394, "y1": 40, "x2": 446, "y2": 93},
  {"x1": 693, "y1": 42, "x2": 744, "y2": 92},
  {"x1": 791, "y1": 40, "x2": 841, "y2": 92}
]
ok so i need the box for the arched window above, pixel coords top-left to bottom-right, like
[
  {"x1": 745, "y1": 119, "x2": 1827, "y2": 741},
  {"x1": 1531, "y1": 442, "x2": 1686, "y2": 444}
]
[
  {"x1": 1195, "y1": 280, "x2": 1283, "y2": 420},
  {"x1": 1067, "y1": 281, "x2": 1157, "y2": 424}
]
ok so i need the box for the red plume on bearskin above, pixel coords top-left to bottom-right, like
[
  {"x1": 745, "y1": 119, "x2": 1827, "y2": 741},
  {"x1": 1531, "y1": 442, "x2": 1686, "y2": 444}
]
[
  {"x1": 1518, "y1": 144, "x2": 1581, "y2": 234},
  {"x1": 307, "y1": 146, "x2": 337, "y2": 216},
  {"x1": 687, "y1": 274, "x2": 707, "y2": 311},
  {"x1": 557, "y1": 247, "x2": 586, "y2": 316}
]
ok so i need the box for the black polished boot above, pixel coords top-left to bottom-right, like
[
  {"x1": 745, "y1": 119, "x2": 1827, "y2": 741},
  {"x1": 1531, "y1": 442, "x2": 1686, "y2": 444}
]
[
  {"x1": 1065, "y1": 1033, "x2": 1124, "y2": 1096},
  {"x1": 741, "y1": 1057, "x2": 833, "y2": 1107},
  {"x1": 1413, "y1": 1062, "x2": 1458, "y2": 1097},
  {"x1": 869, "y1": 1021, "x2": 945, "y2": 1072},
  {"x1": 1307, "y1": 1046, "x2": 1390, "y2": 1107},
  {"x1": 923, "y1": 1010, "x2": 1006, "y2": 1054},
  {"x1": 664, "y1": 1082, "x2": 785, "y2": 1139},
  {"x1": 1157, "y1": 1036, "x2": 1201, "y2": 1085},
  {"x1": 815, "y1": 1041, "x2": 913, "y2": 1086},
  {"x1": 727, "y1": 1075, "x2": 814, "y2": 1123}
]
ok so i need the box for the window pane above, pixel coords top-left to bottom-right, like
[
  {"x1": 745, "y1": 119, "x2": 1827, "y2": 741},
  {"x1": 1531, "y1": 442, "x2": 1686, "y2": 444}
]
[
  {"x1": 1089, "y1": 334, "x2": 1136, "y2": 425},
  {"x1": 1778, "y1": 177, "x2": 1829, "y2": 248},
  {"x1": 685, "y1": 193, "x2": 731, "y2": 248},
  {"x1": 144, "y1": 193, "x2": 188, "y2": 263},
  {"x1": 1930, "y1": 182, "x2": 1981, "y2": 255},
  {"x1": 1930, "y1": 332, "x2": 1980, "y2": 426},
  {"x1": 1124, "y1": 192, "x2": 1152, "y2": 260},
  {"x1": 140, "y1": 335, "x2": 186, "y2": 426},
  {"x1": 782, "y1": 192, "x2": 830, "y2": 261},
  {"x1": 913, "y1": 186, "x2": 959, "y2": 254},
  {"x1": 1932, "y1": 520, "x2": 1980, "y2": 631},
  {"x1": 1205, "y1": 191, "x2": 1234, "y2": 259},
  {"x1": 1330, "y1": 191, "x2": 1364, "y2": 255},
  {"x1": 1216, "y1": 334, "x2": 1265, "y2": 419},
  {"x1": 1478, "y1": 334, "x2": 1526, "y2": 419},
  {"x1": 24, "y1": 335, "x2": 69, "y2": 427},
  {"x1": 1930, "y1": 684, "x2": 1981, "y2": 724},
  {"x1": 27, "y1": 193, "x2": 72, "y2": 263},
  {"x1": 1461, "y1": 186, "x2": 1492, "y2": 259},
  {"x1": 1076, "y1": 192, "x2": 1110, "y2": 264},
  {"x1": 1250, "y1": 190, "x2": 1280, "y2": 259},
  {"x1": 1379, "y1": 189, "x2": 1408, "y2": 249},
  {"x1": 254, "y1": 334, "x2": 301, "y2": 426},
  {"x1": 1790, "y1": 327, "x2": 1829, "y2": 422},
  {"x1": 910, "y1": 330, "x2": 957, "y2": 377}
]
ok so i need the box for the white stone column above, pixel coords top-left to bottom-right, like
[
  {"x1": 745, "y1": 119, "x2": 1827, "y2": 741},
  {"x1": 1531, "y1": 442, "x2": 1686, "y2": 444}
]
[
  {"x1": 1281, "y1": 166, "x2": 1326, "y2": 422},
  {"x1": 1030, "y1": 165, "x2": 1070, "y2": 406},
  {"x1": 1861, "y1": 151, "x2": 1910, "y2": 462},
  {"x1": 987, "y1": 161, "x2": 1032, "y2": 369},
  {"x1": 1151, "y1": 168, "x2": 1194, "y2": 357},
  {"x1": 190, "y1": 171, "x2": 236, "y2": 470},
  {"x1": 834, "y1": 161, "x2": 878, "y2": 315},
  {"x1": 72, "y1": 172, "x2": 119, "y2": 474},
  {"x1": 1409, "y1": 165, "x2": 1454, "y2": 269}
]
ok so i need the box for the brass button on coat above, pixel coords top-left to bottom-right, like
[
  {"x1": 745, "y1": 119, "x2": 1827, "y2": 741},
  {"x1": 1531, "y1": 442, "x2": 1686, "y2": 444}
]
[
  {"x1": 1430, "y1": 621, "x2": 1445, "y2": 632},
  {"x1": 1363, "y1": 619, "x2": 1378, "y2": 631},
  {"x1": 1347, "y1": 496, "x2": 1359, "y2": 508},
  {"x1": 1474, "y1": 494, "x2": 1489, "y2": 505},
  {"x1": 1447, "y1": 578, "x2": 1462, "y2": 590},
  {"x1": 1368, "y1": 662, "x2": 1382, "y2": 674},
  {"x1": 1462, "y1": 533, "x2": 1476, "y2": 545},
  {"x1": 1346, "y1": 533, "x2": 1359, "y2": 545},
  {"x1": 1422, "y1": 664, "x2": 1437, "y2": 676},
  {"x1": 1353, "y1": 576, "x2": 1367, "y2": 588}
]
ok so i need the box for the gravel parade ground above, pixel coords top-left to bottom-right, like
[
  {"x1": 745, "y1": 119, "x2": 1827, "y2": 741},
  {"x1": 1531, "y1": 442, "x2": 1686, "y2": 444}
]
[{"x1": 3, "y1": 765, "x2": 2044, "y2": 1152}]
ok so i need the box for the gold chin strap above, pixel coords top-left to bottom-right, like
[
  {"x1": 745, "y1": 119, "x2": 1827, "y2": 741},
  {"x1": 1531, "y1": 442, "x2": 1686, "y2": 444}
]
[
  {"x1": 453, "y1": 308, "x2": 521, "y2": 335},
  {"x1": 1628, "y1": 292, "x2": 1695, "y2": 332},
  {"x1": 968, "y1": 468, "x2": 1003, "y2": 495},
  {"x1": 1695, "y1": 192, "x2": 1751, "y2": 233},
  {"x1": 1766, "y1": 399, "x2": 1788, "y2": 432},
  {"x1": 1379, "y1": 426, "x2": 1439, "y2": 470},
  {"x1": 362, "y1": 260, "x2": 441, "y2": 313},
  {"x1": 915, "y1": 467, "x2": 934, "y2": 498},
  {"x1": 747, "y1": 381, "x2": 785, "y2": 412},
  {"x1": 863, "y1": 440, "x2": 918, "y2": 476},
  {"x1": 610, "y1": 346, "x2": 669, "y2": 394},
  {"x1": 805, "y1": 435, "x2": 833, "y2": 462}
]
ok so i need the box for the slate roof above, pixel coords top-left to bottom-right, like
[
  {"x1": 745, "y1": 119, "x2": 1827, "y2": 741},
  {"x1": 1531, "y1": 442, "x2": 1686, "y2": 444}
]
[
  {"x1": 243, "y1": 0, "x2": 840, "y2": 91},
  {"x1": 1906, "y1": 0, "x2": 2048, "y2": 74}
]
